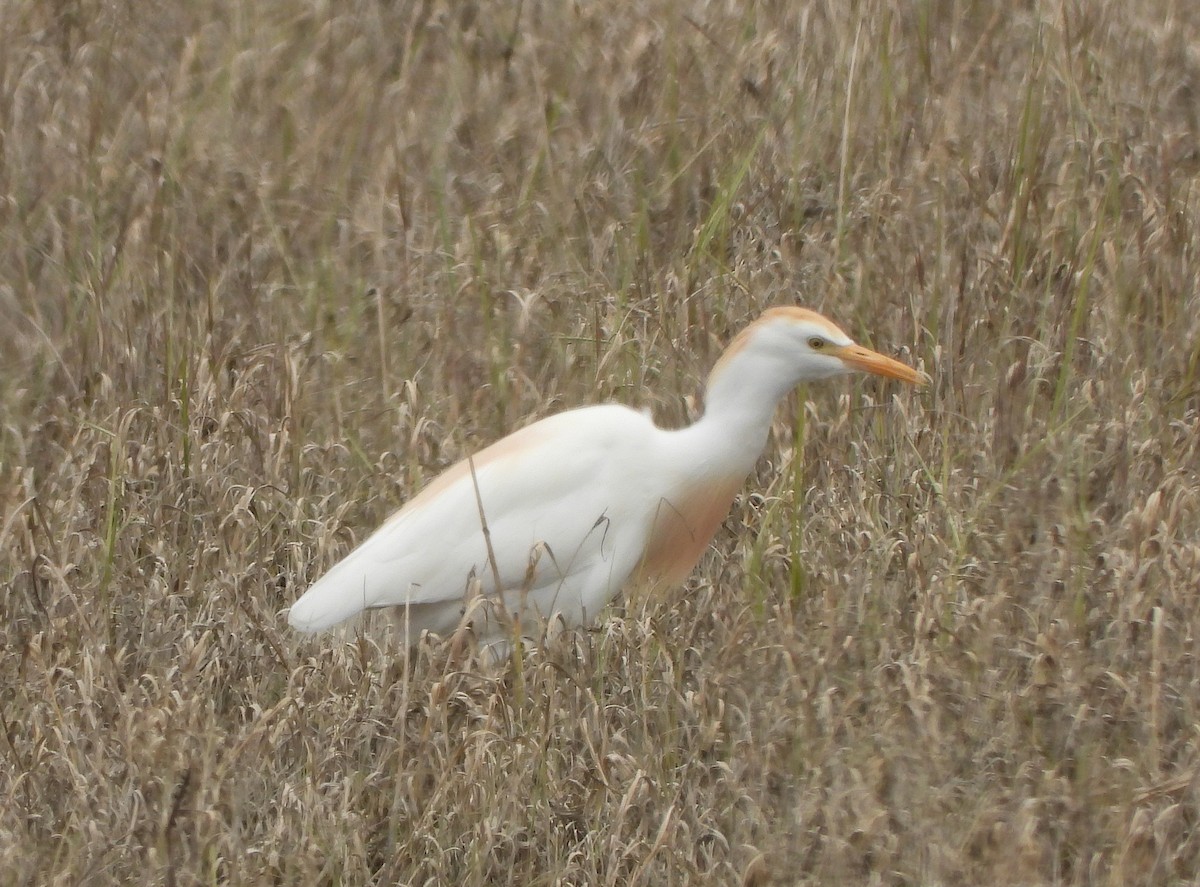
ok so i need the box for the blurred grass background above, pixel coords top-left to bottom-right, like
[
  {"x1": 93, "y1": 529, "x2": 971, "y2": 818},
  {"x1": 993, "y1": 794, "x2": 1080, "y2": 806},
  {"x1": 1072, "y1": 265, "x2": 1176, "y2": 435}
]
[{"x1": 3, "y1": 1, "x2": 1200, "y2": 883}]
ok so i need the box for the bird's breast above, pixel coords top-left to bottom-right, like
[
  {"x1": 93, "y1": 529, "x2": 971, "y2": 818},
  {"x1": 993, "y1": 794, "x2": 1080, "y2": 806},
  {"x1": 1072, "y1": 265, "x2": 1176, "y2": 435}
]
[{"x1": 633, "y1": 475, "x2": 745, "y2": 587}]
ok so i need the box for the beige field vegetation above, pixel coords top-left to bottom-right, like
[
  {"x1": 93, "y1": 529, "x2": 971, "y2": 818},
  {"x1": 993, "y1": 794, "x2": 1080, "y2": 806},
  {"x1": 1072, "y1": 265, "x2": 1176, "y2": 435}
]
[{"x1": 3, "y1": 0, "x2": 1200, "y2": 883}]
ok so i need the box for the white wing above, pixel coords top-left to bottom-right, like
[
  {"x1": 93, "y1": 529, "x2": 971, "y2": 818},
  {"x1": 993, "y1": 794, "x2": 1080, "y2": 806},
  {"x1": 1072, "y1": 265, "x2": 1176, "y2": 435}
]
[{"x1": 287, "y1": 404, "x2": 662, "y2": 634}]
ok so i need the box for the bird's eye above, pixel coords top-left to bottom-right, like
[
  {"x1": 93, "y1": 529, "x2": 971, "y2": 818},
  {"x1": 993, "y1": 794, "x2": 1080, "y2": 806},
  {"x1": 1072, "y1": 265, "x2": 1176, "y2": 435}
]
[{"x1": 808, "y1": 337, "x2": 826, "y2": 350}]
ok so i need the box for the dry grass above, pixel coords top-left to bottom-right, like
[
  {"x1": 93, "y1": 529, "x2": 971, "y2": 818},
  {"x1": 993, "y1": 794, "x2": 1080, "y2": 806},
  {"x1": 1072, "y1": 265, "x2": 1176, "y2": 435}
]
[{"x1": 4, "y1": 0, "x2": 1200, "y2": 883}]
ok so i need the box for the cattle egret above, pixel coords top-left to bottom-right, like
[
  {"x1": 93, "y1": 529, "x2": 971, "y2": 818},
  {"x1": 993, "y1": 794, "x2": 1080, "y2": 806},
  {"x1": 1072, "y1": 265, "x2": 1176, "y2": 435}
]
[{"x1": 288, "y1": 307, "x2": 924, "y2": 652}]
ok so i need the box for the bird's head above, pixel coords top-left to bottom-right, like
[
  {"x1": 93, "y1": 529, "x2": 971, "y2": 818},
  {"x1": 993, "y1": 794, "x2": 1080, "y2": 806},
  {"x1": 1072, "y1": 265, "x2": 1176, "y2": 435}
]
[{"x1": 707, "y1": 307, "x2": 926, "y2": 398}]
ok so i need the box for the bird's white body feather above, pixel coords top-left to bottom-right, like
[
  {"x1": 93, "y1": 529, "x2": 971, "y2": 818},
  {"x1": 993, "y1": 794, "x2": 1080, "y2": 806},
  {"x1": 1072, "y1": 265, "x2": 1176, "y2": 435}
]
[
  {"x1": 287, "y1": 307, "x2": 923, "y2": 651},
  {"x1": 288, "y1": 404, "x2": 744, "y2": 642}
]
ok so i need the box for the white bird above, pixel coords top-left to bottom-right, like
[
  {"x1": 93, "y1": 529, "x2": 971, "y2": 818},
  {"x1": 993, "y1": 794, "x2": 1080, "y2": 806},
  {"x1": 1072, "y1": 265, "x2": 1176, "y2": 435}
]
[{"x1": 288, "y1": 307, "x2": 924, "y2": 652}]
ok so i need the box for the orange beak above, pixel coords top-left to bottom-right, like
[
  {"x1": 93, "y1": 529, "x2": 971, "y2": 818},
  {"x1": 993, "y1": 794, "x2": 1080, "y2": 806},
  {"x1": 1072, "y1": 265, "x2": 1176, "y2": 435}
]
[{"x1": 835, "y1": 344, "x2": 927, "y2": 385}]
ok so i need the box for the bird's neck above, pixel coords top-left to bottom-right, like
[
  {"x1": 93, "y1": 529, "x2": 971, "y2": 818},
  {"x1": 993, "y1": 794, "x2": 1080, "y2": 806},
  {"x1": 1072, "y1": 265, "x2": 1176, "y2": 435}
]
[{"x1": 677, "y1": 349, "x2": 799, "y2": 479}]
